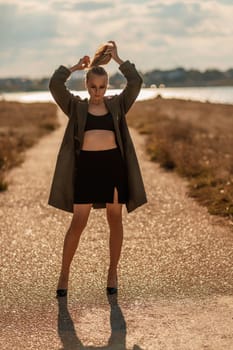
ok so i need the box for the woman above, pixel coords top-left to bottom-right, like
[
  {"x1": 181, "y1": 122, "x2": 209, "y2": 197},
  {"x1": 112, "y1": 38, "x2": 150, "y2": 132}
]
[{"x1": 48, "y1": 41, "x2": 147, "y2": 297}]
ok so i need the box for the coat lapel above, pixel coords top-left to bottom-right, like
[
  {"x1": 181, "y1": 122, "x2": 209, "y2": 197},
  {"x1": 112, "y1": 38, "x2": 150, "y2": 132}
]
[
  {"x1": 76, "y1": 99, "x2": 88, "y2": 146},
  {"x1": 104, "y1": 97, "x2": 124, "y2": 158}
]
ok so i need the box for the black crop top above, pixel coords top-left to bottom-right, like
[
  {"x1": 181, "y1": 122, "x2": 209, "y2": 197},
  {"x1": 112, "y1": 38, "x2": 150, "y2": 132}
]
[{"x1": 84, "y1": 112, "x2": 115, "y2": 131}]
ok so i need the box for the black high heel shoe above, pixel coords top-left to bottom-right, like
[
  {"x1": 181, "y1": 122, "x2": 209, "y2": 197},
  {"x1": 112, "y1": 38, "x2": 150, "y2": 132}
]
[{"x1": 56, "y1": 289, "x2": 67, "y2": 297}]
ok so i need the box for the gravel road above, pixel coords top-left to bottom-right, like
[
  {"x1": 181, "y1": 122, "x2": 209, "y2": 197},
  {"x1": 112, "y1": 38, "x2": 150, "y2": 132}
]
[{"x1": 1, "y1": 110, "x2": 233, "y2": 350}]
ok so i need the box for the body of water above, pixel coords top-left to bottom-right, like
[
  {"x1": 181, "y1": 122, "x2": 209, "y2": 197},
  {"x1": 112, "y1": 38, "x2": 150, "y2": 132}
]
[{"x1": 1, "y1": 86, "x2": 233, "y2": 104}]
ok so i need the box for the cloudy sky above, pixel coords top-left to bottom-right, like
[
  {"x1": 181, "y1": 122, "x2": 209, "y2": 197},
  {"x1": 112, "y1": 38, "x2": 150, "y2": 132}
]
[{"x1": 0, "y1": 0, "x2": 232, "y2": 78}]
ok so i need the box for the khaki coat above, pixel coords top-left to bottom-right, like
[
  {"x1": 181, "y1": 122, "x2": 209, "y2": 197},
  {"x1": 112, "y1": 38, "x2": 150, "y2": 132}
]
[{"x1": 48, "y1": 60, "x2": 147, "y2": 213}]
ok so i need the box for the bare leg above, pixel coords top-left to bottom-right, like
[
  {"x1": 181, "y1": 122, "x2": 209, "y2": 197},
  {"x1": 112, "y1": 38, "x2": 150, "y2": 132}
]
[
  {"x1": 106, "y1": 188, "x2": 123, "y2": 288},
  {"x1": 57, "y1": 203, "x2": 92, "y2": 290}
]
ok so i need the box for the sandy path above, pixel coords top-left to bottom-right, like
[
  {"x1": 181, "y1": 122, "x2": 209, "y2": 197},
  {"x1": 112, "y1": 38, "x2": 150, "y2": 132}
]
[{"x1": 0, "y1": 110, "x2": 233, "y2": 350}]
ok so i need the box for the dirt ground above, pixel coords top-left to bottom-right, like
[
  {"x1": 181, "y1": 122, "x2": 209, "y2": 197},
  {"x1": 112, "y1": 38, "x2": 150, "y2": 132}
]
[{"x1": 0, "y1": 110, "x2": 233, "y2": 350}]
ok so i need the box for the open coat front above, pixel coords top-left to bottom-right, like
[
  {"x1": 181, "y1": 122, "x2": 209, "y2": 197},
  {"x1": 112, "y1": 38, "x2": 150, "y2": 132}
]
[{"x1": 48, "y1": 60, "x2": 147, "y2": 213}]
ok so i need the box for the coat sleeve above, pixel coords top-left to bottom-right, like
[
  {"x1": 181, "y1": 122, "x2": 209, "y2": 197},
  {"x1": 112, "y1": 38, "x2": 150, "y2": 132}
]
[
  {"x1": 118, "y1": 60, "x2": 143, "y2": 114},
  {"x1": 49, "y1": 65, "x2": 80, "y2": 117}
]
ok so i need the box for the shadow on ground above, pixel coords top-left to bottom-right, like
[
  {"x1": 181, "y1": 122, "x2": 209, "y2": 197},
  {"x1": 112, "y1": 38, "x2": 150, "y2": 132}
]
[{"x1": 57, "y1": 293, "x2": 143, "y2": 350}]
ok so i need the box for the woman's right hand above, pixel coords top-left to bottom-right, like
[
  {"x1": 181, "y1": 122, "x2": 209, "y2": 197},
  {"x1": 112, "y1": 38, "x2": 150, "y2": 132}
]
[{"x1": 69, "y1": 56, "x2": 90, "y2": 72}]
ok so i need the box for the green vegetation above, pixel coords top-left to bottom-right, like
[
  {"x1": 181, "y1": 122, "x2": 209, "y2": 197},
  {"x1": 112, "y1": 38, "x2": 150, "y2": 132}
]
[
  {"x1": 127, "y1": 97, "x2": 233, "y2": 221},
  {"x1": 0, "y1": 101, "x2": 58, "y2": 190}
]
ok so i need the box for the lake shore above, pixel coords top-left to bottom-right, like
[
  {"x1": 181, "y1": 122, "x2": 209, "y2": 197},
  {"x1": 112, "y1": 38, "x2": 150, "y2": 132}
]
[
  {"x1": 127, "y1": 97, "x2": 233, "y2": 222},
  {"x1": 1, "y1": 86, "x2": 233, "y2": 105}
]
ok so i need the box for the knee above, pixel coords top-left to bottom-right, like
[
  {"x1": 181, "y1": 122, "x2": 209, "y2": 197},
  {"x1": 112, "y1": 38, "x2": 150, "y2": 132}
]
[
  {"x1": 107, "y1": 209, "x2": 122, "y2": 226},
  {"x1": 69, "y1": 216, "x2": 88, "y2": 234}
]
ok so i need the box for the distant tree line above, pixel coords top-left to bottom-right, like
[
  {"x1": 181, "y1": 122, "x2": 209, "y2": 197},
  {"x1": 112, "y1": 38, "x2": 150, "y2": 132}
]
[
  {"x1": 1, "y1": 67, "x2": 233, "y2": 93},
  {"x1": 141, "y1": 67, "x2": 233, "y2": 87}
]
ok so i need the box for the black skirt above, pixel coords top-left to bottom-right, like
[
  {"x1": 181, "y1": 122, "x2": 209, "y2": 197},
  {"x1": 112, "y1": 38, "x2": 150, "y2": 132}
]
[{"x1": 74, "y1": 147, "x2": 128, "y2": 204}]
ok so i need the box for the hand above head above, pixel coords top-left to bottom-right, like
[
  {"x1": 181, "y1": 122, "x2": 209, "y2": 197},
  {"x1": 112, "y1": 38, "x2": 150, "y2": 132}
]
[
  {"x1": 69, "y1": 55, "x2": 90, "y2": 72},
  {"x1": 104, "y1": 41, "x2": 124, "y2": 65}
]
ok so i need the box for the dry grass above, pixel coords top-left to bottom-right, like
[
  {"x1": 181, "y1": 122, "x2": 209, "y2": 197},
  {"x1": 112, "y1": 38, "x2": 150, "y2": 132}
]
[
  {"x1": 127, "y1": 97, "x2": 233, "y2": 221},
  {"x1": 0, "y1": 100, "x2": 58, "y2": 190}
]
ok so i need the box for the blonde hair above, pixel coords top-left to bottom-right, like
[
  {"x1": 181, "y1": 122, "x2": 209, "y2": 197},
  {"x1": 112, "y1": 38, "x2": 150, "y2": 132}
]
[
  {"x1": 88, "y1": 43, "x2": 112, "y2": 67},
  {"x1": 86, "y1": 43, "x2": 112, "y2": 82}
]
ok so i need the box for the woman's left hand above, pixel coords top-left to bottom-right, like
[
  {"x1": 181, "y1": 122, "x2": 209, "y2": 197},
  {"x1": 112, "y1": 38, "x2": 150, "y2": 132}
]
[{"x1": 105, "y1": 41, "x2": 124, "y2": 65}]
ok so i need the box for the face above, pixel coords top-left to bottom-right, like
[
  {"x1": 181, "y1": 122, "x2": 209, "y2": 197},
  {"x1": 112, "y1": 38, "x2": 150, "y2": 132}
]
[{"x1": 86, "y1": 73, "x2": 108, "y2": 103}]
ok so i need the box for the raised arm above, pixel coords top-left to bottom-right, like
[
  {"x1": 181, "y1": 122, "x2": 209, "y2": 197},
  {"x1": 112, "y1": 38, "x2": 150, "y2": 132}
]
[
  {"x1": 118, "y1": 60, "x2": 143, "y2": 113},
  {"x1": 49, "y1": 56, "x2": 90, "y2": 117},
  {"x1": 105, "y1": 41, "x2": 143, "y2": 113}
]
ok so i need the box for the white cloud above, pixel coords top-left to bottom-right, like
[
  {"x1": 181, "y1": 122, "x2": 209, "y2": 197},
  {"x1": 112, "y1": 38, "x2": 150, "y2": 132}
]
[{"x1": 0, "y1": 0, "x2": 232, "y2": 77}]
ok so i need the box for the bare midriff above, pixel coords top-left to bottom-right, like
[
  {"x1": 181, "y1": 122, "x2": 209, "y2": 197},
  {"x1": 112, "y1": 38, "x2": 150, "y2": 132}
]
[{"x1": 82, "y1": 130, "x2": 117, "y2": 151}]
